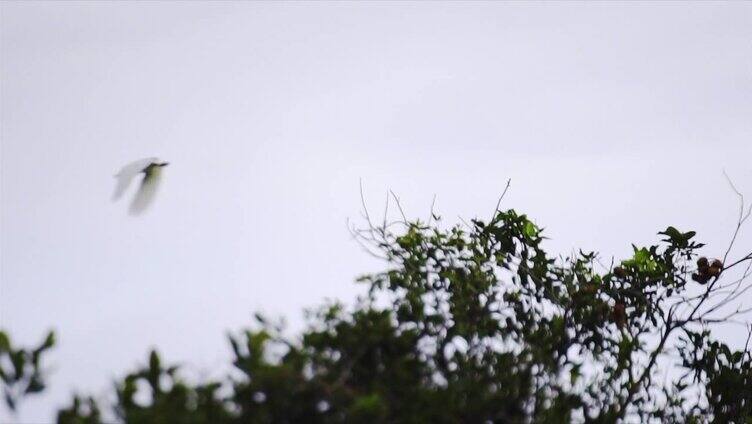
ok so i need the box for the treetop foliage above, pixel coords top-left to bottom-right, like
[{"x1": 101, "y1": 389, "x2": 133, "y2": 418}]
[{"x1": 4, "y1": 190, "x2": 752, "y2": 423}]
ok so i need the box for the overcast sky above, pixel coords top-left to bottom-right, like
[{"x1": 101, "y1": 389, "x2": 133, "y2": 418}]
[{"x1": 2, "y1": 2, "x2": 751, "y2": 422}]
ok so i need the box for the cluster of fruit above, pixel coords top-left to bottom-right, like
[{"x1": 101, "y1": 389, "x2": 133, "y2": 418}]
[{"x1": 691, "y1": 257, "x2": 723, "y2": 284}]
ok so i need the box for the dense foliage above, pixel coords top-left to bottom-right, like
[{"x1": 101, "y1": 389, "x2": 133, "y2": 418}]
[{"x1": 4, "y1": 204, "x2": 752, "y2": 423}]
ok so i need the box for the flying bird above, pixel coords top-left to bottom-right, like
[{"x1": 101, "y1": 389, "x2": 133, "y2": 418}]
[{"x1": 113, "y1": 157, "x2": 169, "y2": 215}]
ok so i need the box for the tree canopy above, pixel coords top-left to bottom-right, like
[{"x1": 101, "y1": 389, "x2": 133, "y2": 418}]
[{"x1": 4, "y1": 198, "x2": 752, "y2": 423}]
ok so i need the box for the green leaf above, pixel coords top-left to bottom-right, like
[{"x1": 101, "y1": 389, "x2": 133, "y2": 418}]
[
  {"x1": 0, "y1": 331, "x2": 10, "y2": 352},
  {"x1": 660, "y1": 226, "x2": 682, "y2": 241},
  {"x1": 5, "y1": 391, "x2": 15, "y2": 411},
  {"x1": 523, "y1": 221, "x2": 538, "y2": 239},
  {"x1": 149, "y1": 350, "x2": 161, "y2": 373},
  {"x1": 40, "y1": 331, "x2": 55, "y2": 350},
  {"x1": 659, "y1": 226, "x2": 697, "y2": 248},
  {"x1": 11, "y1": 351, "x2": 25, "y2": 379},
  {"x1": 25, "y1": 376, "x2": 45, "y2": 394}
]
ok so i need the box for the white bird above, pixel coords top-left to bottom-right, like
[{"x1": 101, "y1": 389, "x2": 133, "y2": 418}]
[{"x1": 113, "y1": 157, "x2": 169, "y2": 215}]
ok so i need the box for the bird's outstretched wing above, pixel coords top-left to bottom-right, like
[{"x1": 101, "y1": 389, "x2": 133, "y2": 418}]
[
  {"x1": 112, "y1": 157, "x2": 158, "y2": 201},
  {"x1": 129, "y1": 166, "x2": 163, "y2": 215}
]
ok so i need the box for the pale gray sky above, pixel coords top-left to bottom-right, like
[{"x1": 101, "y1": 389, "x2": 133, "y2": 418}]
[{"x1": 2, "y1": 2, "x2": 751, "y2": 422}]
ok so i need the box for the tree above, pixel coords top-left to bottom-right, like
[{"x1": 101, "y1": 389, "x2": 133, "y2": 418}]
[
  {"x1": 0, "y1": 330, "x2": 55, "y2": 412},
  {"x1": 9, "y1": 191, "x2": 752, "y2": 423}
]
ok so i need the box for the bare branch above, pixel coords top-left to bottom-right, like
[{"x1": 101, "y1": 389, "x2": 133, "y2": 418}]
[
  {"x1": 359, "y1": 179, "x2": 376, "y2": 233},
  {"x1": 389, "y1": 189, "x2": 408, "y2": 224},
  {"x1": 382, "y1": 190, "x2": 390, "y2": 231},
  {"x1": 457, "y1": 215, "x2": 472, "y2": 230},
  {"x1": 722, "y1": 170, "x2": 752, "y2": 265},
  {"x1": 427, "y1": 194, "x2": 438, "y2": 226},
  {"x1": 347, "y1": 218, "x2": 388, "y2": 260},
  {"x1": 724, "y1": 253, "x2": 752, "y2": 272},
  {"x1": 490, "y1": 178, "x2": 512, "y2": 221}
]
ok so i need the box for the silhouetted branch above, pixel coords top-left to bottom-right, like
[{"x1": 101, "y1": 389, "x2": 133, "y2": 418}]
[{"x1": 490, "y1": 178, "x2": 512, "y2": 221}]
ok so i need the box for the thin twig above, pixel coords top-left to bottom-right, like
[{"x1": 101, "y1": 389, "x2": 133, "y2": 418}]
[
  {"x1": 491, "y1": 178, "x2": 512, "y2": 221},
  {"x1": 428, "y1": 194, "x2": 438, "y2": 226},
  {"x1": 359, "y1": 179, "x2": 375, "y2": 234},
  {"x1": 347, "y1": 219, "x2": 388, "y2": 260},
  {"x1": 389, "y1": 189, "x2": 408, "y2": 224},
  {"x1": 722, "y1": 170, "x2": 752, "y2": 265},
  {"x1": 382, "y1": 190, "x2": 390, "y2": 231}
]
